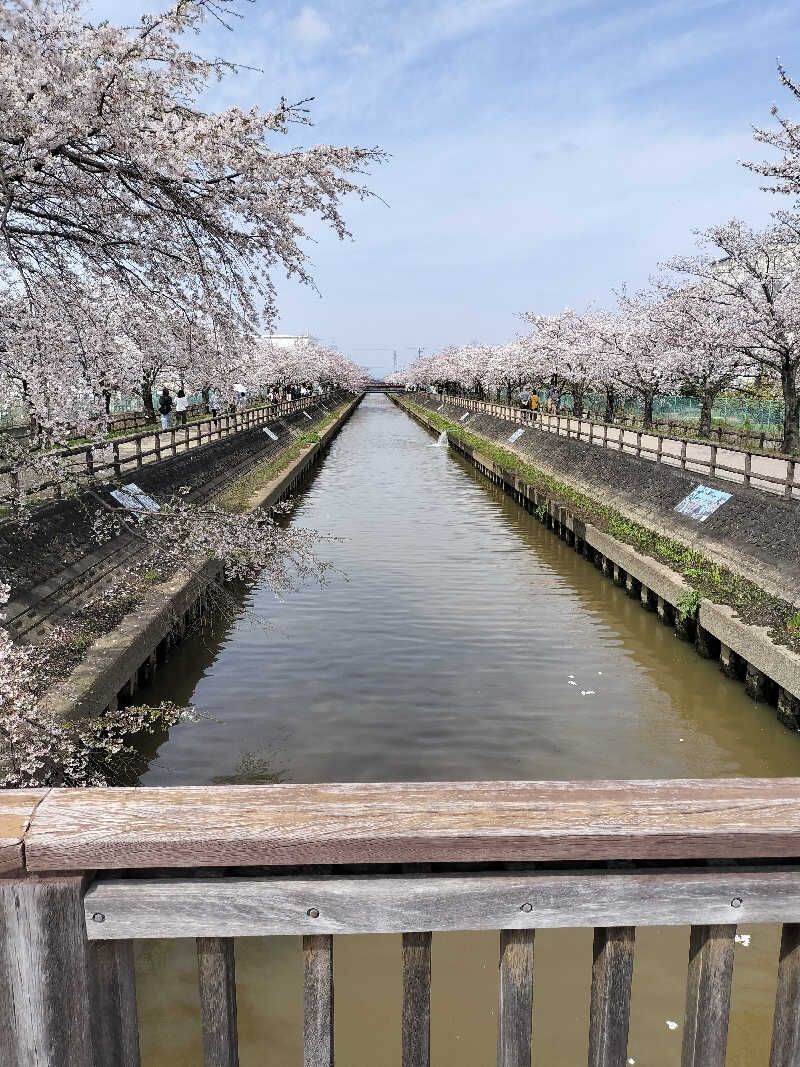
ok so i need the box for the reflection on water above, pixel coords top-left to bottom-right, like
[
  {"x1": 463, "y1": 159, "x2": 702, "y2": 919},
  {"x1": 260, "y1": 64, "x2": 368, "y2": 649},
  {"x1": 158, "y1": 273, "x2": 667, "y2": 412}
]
[{"x1": 134, "y1": 395, "x2": 797, "y2": 1065}]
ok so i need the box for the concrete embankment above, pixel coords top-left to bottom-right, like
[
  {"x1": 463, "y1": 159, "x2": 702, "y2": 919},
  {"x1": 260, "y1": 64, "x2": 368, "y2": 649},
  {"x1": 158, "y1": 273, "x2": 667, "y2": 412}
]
[
  {"x1": 393, "y1": 394, "x2": 800, "y2": 729},
  {"x1": 46, "y1": 395, "x2": 362, "y2": 721}
]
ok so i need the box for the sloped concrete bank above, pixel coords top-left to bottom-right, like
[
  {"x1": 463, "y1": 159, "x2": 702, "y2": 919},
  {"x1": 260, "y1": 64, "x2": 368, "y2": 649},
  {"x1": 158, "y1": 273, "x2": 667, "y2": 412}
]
[
  {"x1": 413, "y1": 399, "x2": 800, "y2": 602},
  {"x1": 393, "y1": 394, "x2": 800, "y2": 731},
  {"x1": 47, "y1": 395, "x2": 363, "y2": 721}
]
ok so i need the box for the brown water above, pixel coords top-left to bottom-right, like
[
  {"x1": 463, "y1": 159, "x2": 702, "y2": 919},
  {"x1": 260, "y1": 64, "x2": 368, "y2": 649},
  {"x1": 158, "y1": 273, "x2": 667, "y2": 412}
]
[{"x1": 134, "y1": 393, "x2": 799, "y2": 1065}]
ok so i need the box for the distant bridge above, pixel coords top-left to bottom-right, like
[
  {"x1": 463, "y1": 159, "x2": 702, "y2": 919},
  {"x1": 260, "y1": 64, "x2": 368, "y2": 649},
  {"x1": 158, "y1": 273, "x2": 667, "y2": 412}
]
[{"x1": 366, "y1": 380, "x2": 405, "y2": 393}]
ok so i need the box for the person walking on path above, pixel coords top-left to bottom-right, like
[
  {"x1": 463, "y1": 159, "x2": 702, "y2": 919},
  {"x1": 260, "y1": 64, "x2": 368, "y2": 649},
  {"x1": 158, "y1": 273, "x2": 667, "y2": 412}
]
[
  {"x1": 529, "y1": 392, "x2": 540, "y2": 421},
  {"x1": 158, "y1": 387, "x2": 174, "y2": 429},
  {"x1": 175, "y1": 389, "x2": 188, "y2": 426},
  {"x1": 518, "y1": 385, "x2": 531, "y2": 410}
]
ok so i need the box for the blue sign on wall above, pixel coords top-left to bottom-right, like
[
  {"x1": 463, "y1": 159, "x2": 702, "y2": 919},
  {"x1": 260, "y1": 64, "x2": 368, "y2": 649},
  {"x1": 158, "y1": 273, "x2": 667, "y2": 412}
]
[{"x1": 674, "y1": 485, "x2": 732, "y2": 522}]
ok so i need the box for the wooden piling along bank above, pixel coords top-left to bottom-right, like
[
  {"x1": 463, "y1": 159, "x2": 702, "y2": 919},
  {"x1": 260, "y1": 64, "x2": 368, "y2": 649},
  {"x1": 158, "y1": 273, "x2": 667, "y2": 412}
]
[
  {"x1": 4, "y1": 779, "x2": 800, "y2": 1064},
  {"x1": 393, "y1": 395, "x2": 800, "y2": 732}
]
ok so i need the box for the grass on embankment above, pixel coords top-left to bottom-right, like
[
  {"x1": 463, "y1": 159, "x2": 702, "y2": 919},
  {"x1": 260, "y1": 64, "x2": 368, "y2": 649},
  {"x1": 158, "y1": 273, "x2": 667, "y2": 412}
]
[
  {"x1": 405, "y1": 400, "x2": 800, "y2": 650},
  {"x1": 217, "y1": 403, "x2": 349, "y2": 513}
]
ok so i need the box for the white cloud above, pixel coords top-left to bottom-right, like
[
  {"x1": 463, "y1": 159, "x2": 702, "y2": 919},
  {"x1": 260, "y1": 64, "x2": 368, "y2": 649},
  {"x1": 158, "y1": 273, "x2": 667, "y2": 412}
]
[{"x1": 289, "y1": 7, "x2": 333, "y2": 48}]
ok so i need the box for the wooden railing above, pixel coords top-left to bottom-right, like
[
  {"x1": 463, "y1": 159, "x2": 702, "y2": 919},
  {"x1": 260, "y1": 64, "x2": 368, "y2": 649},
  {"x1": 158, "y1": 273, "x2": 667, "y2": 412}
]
[
  {"x1": 611, "y1": 410, "x2": 784, "y2": 452},
  {"x1": 1, "y1": 392, "x2": 335, "y2": 505},
  {"x1": 434, "y1": 393, "x2": 800, "y2": 499},
  {"x1": 4, "y1": 778, "x2": 800, "y2": 1065}
]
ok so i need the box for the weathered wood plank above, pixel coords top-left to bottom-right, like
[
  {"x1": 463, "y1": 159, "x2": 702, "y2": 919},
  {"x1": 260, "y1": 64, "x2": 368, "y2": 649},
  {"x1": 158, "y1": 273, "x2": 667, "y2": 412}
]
[
  {"x1": 0, "y1": 874, "x2": 94, "y2": 1066},
  {"x1": 402, "y1": 932, "x2": 431, "y2": 1067},
  {"x1": 769, "y1": 923, "x2": 800, "y2": 1067},
  {"x1": 498, "y1": 928, "x2": 534, "y2": 1067},
  {"x1": 304, "y1": 934, "x2": 334, "y2": 1067},
  {"x1": 680, "y1": 924, "x2": 736, "y2": 1067},
  {"x1": 197, "y1": 937, "x2": 239, "y2": 1067},
  {"x1": 85, "y1": 866, "x2": 800, "y2": 940},
  {"x1": 20, "y1": 779, "x2": 800, "y2": 870},
  {"x1": 0, "y1": 789, "x2": 48, "y2": 873},
  {"x1": 89, "y1": 939, "x2": 141, "y2": 1066},
  {"x1": 587, "y1": 927, "x2": 635, "y2": 1067}
]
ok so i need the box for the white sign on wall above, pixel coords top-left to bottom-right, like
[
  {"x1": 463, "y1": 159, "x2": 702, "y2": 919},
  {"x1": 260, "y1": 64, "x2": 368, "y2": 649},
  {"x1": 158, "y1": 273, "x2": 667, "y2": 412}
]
[
  {"x1": 508, "y1": 429, "x2": 525, "y2": 444},
  {"x1": 110, "y1": 483, "x2": 160, "y2": 511},
  {"x1": 263, "y1": 427, "x2": 278, "y2": 441},
  {"x1": 674, "y1": 485, "x2": 732, "y2": 522},
  {"x1": 460, "y1": 413, "x2": 470, "y2": 422}
]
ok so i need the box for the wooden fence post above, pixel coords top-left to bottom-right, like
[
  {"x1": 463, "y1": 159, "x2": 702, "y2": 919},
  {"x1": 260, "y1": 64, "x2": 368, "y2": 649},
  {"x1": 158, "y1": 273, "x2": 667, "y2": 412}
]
[
  {"x1": 304, "y1": 935, "x2": 334, "y2": 1067},
  {"x1": 0, "y1": 874, "x2": 95, "y2": 1066},
  {"x1": 770, "y1": 924, "x2": 800, "y2": 1067},
  {"x1": 588, "y1": 927, "x2": 635, "y2": 1067},
  {"x1": 197, "y1": 937, "x2": 238, "y2": 1067},
  {"x1": 680, "y1": 924, "x2": 735, "y2": 1067},
  {"x1": 498, "y1": 929, "x2": 534, "y2": 1067},
  {"x1": 89, "y1": 940, "x2": 141, "y2": 1066},
  {"x1": 402, "y1": 932, "x2": 432, "y2": 1067}
]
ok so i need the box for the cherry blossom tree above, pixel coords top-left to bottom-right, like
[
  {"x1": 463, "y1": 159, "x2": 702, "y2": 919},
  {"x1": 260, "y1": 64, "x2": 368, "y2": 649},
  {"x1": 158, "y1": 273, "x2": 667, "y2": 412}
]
[
  {"x1": 666, "y1": 219, "x2": 800, "y2": 452},
  {"x1": 655, "y1": 280, "x2": 750, "y2": 436},
  {"x1": 607, "y1": 289, "x2": 681, "y2": 430},
  {"x1": 743, "y1": 63, "x2": 800, "y2": 199},
  {"x1": 0, "y1": 0, "x2": 384, "y2": 326}
]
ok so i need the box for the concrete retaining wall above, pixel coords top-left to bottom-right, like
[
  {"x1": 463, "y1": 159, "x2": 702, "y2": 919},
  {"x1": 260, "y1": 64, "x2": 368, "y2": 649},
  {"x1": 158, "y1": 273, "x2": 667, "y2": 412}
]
[
  {"x1": 408, "y1": 395, "x2": 800, "y2": 608},
  {"x1": 395, "y1": 395, "x2": 800, "y2": 731},
  {"x1": 47, "y1": 395, "x2": 363, "y2": 721}
]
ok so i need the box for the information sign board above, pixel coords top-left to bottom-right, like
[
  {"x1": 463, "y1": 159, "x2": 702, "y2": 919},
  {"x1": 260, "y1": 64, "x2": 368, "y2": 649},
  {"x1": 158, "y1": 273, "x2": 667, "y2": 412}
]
[
  {"x1": 263, "y1": 427, "x2": 278, "y2": 441},
  {"x1": 508, "y1": 429, "x2": 525, "y2": 443},
  {"x1": 674, "y1": 485, "x2": 731, "y2": 522},
  {"x1": 110, "y1": 483, "x2": 160, "y2": 512}
]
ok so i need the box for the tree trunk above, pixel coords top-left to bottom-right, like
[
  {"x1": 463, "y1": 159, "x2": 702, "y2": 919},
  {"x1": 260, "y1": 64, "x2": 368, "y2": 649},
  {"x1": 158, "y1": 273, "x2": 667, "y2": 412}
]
[
  {"x1": 604, "y1": 386, "x2": 616, "y2": 423},
  {"x1": 573, "y1": 385, "x2": 585, "y2": 419},
  {"x1": 781, "y1": 365, "x2": 800, "y2": 453},
  {"x1": 103, "y1": 389, "x2": 112, "y2": 415},
  {"x1": 141, "y1": 380, "x2": 156, "y2": 421},
  {"x1": 202, "y1": 387, "x2": 211, "y2": 414},
  {"x1": 642, "y1": 391, "x2": 655, "y2": 431},
  {"x1": 699, "y1": 393, "x2": 714, "y2": 438}
]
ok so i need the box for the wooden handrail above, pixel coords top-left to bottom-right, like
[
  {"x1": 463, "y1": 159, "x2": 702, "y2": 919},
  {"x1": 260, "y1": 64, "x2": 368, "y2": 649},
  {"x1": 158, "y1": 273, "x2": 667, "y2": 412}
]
[
  {"x1": 7, "y1": 777, "x2": 800, "y2": 874},
  {"x1": 5, "y1": 779, "x2": 800, "y2": 1066}
]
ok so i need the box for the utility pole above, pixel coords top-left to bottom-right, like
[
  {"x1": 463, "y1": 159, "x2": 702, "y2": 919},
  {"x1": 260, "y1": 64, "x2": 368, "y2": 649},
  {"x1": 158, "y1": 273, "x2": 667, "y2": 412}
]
[{"x1": 393, "y1": 350, "x2": 398, "y2": 374}]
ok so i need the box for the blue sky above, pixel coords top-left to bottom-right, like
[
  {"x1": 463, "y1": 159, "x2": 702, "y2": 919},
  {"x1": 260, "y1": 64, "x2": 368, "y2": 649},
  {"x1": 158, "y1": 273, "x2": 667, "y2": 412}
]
[{"x1": 89, "y1": 0, "x2": 800, "y2": 376}]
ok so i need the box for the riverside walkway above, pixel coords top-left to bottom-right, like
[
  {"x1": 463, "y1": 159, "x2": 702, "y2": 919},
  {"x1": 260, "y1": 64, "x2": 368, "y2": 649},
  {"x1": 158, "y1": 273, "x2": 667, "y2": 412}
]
[
  {"x1": 439, "y1": 392, "x2": 799, "y2": 498},
  {"x1": 1, "y1": 393, "x2": 331, "y2": 505}
]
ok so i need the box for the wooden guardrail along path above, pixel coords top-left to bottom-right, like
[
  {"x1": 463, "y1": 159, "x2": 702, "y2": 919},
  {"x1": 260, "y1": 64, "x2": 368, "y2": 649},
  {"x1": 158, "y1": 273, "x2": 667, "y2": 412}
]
[
  {"x1": 434, "y1": 392, "x2": 800, "y2": 499},
  {"x1": 0, "y1": 392, "x2": 334, "y2": 505},
  {"x1": 4, "y1": 778, "x2": 800, "y2": 1065}
]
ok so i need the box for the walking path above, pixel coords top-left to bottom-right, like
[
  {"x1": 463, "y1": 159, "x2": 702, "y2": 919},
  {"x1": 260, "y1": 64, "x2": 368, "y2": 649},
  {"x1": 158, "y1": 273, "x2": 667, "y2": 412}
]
[{"x1": 439, "y1": 394, "x2": 799, "y2": 499}]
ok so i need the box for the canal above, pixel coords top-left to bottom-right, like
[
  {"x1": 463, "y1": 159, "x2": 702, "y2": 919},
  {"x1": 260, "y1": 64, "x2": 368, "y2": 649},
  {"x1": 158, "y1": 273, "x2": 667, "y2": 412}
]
[{"x1": 134, "y1": 393, "x2": 798, "y2": 1065}]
